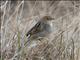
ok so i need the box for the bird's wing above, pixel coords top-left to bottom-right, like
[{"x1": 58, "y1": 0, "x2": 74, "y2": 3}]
[{"x1": 26, "y1": 21, "x2": 41, "y2": 36}]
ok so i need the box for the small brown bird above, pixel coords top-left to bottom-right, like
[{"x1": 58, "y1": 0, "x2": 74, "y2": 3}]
[{"x1": 26, "y1": 16, "x2": 54, "y2": 39}]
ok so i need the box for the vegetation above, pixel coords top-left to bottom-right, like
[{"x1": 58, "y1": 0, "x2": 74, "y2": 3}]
[{"x1": 0, "y1": 1, "x2": 80, "y2": 60}]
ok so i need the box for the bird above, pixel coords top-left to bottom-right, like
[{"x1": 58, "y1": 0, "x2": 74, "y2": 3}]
[{"x1": 26, "y1": 16, "x2": 54, "y2": 40}]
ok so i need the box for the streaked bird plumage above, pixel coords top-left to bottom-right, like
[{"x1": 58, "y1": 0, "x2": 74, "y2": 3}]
[{"x1": 26, "y1": 16, "x2": 54, "y2": 39}]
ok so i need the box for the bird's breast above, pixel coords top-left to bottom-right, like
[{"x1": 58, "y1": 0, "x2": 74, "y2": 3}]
[{"x1": 42, "y1": 22, "x2": 54, "y2": 33}]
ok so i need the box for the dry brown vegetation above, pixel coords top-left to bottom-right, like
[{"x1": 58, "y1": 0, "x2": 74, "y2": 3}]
[{"x1": 0, "y1": 0, "x2": 80, "y2": 60}]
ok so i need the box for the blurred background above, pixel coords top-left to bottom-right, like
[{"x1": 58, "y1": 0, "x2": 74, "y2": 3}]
[{"x1": 0, "y1": 0, "x2": 80, "y2": 60}]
